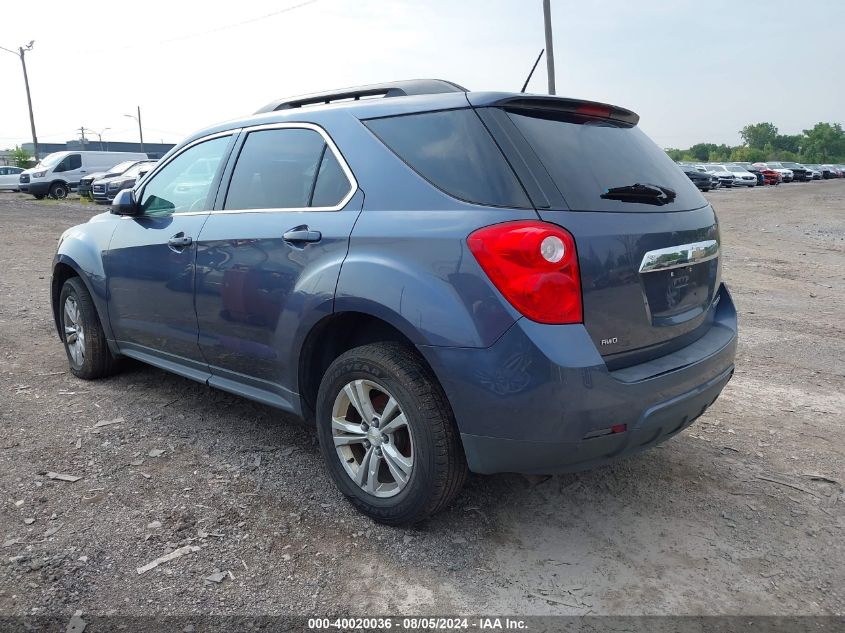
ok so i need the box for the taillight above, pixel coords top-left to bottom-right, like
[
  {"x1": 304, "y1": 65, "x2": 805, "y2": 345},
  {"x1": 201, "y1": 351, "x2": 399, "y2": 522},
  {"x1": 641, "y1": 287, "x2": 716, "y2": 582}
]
[{"x1": 467, "y1": 221, "x2": 582, "y2": 324}]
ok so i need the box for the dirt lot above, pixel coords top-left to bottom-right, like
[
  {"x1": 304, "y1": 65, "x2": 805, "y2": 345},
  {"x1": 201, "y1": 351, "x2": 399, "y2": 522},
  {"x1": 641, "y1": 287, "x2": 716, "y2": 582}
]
[{"x1": 0, "y1": 182, "x2": 843, "y2": 618}]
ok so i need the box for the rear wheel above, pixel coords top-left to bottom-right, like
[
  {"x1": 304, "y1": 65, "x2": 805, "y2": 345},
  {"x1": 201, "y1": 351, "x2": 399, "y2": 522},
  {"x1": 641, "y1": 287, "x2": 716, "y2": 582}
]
[
  {"x1": 49, "y1": 182, "x2": 69, "y2": 199},
  {"x1": 59, "y1": 277, "x2": 117, "y2": 379},
  {"x1": 315, "y1": 342, "x2": 467, "y2": 525}
]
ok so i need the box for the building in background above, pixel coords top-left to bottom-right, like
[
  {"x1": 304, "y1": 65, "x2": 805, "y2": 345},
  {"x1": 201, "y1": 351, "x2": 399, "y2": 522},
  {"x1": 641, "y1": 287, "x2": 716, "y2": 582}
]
[{"x1": 21, "y1": 140, "x2": 175, "y2": 160}]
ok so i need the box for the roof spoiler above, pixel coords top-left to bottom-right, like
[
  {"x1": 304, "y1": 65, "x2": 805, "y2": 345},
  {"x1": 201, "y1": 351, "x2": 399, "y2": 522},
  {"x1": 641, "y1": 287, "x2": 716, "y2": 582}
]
[
  {"x1": 255, "y1": 79, "x2": 469, "y2": 114},
  {"x1": 487, "y1": 95, "x2": 639, "y2": 126}
]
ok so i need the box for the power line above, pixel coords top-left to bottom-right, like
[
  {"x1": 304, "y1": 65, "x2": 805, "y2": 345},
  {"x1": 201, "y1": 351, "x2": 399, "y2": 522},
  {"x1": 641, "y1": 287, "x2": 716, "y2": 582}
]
[{"x1": 78, "y1": 0, "x2": 319, "y2": 55}]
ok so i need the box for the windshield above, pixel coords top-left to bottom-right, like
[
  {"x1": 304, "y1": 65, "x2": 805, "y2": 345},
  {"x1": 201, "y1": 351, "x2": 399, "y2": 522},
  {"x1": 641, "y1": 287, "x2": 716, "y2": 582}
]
[
  {"x1": 767, "y1": 162, "x2": 784, "y2": 168},
  {"x1": 781, "y1": 162, "x2": 802, "y2": 168},
  {"x1": 726, "y1": 166, "x2": 746, "y2": 172},
  {"x1": 123, "y1": 162, "x2": 156, "y2": 178},
  {"x1": 705, "y1": 164, "x2": 727, "y2": 172},
  {"x1": 504, "y1": 109, "x2": 705, "y2": 212},
  {"x1": 36, "y1": 153, "x2": 67, "y2": 169},
  {"x1": 109, "y1": 160, "x2": 138, "y2": 174}
]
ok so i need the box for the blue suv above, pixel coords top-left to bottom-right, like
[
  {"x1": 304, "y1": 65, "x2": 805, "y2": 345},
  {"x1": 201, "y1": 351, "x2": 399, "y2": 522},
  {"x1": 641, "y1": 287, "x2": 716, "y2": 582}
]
[{"x1": 52, "y1": 80, "x2": 737, "y2": 524}]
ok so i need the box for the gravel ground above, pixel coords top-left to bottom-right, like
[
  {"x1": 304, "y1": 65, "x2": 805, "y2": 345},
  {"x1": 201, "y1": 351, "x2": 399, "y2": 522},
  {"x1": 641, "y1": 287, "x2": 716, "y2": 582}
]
[{"x1": 0, "y1": 182, "x2": 843, "y2": 618}]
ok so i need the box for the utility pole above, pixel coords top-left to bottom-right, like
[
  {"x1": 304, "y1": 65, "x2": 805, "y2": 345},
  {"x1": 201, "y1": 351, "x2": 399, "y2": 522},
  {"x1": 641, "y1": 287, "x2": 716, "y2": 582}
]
[
  {"x1": 0, "y1": 41, "x2": 39, "y2": 159},
  {"x1": 542, "y1": 0, "x2": 556, "y2": 95},
  {"x1": 124, "y1": 106, "x2": 145, "y2": 154},
  {"x1": 79, "y1": 126, "x2": 87, "y2": 150}
]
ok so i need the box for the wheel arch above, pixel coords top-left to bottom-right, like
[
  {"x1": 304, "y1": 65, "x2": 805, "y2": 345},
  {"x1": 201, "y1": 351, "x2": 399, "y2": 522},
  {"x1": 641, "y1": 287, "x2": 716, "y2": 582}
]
[
  {"x1": 297, "y1": 310, "x2": 441, "y2": 420},
  {"x1": 49, "y1": 179, "x2": 70, "y2": 192},
  {"x1": 50, "y1": 253, "x2": 113, "y2": 345}
]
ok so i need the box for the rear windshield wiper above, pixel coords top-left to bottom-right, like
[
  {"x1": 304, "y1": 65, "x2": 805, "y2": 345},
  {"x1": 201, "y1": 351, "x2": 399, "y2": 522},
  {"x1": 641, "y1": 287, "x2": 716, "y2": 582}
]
[{"x1": 600, "y1": 183, "x2": 677, "y2": 206}]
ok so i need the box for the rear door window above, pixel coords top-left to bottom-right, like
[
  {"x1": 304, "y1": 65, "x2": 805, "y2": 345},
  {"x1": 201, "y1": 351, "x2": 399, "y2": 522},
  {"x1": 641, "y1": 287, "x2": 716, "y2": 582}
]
[
  {"x1": 504, "y1": 109, "x2": 706, "y2": 212},
  {"x1": 364, "y1": 109, "x2": 530, "y2": 208},
  {"x1": 224, "y1": 127, "x2": 353, "y2": 210}
]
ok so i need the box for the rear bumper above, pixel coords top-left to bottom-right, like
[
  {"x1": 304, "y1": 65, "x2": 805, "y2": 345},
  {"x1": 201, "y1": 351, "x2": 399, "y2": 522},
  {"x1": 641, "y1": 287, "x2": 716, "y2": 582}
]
[{"x1": 421, "y1": 283, "x2": 738, "y2": 475}]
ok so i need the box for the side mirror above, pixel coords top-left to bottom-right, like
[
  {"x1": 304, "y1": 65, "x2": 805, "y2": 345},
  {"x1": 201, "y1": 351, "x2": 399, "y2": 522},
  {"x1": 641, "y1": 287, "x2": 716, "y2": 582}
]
[{"x1": 111, "y1": 189, "x2": 140, "y2": 216}]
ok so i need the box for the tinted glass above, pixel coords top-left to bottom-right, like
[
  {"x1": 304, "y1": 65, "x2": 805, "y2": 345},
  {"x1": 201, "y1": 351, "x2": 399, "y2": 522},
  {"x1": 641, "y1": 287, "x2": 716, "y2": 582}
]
[
  {"x1": 225, "y1": 128, "x2": 327, "y2": 210},
  {"x1": 311, "y1": 149, "x2": 351, "y2": 207},
  {"x1": 67, "y1": 155, "x2": 82, "y2": 170},
  {"x1": 364, "y1": 109, "x2": 530, "y2": 208},
  {"x1": 506, "y1": 109, "x2": 706, "y2": 212},
  {"x1": 140, "y1": 136, "x2": 230, "y2": 216}
]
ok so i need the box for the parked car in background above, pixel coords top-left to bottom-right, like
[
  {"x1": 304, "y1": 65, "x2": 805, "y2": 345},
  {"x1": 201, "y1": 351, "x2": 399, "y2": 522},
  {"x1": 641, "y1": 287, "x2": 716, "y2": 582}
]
[
  {"x1": 700, "y1": 164, "x2": 737, "y2": 187},
  {"x1": 823, "y1": 164, "x2": 844, "y2": 178},
  {"x1": 679, "y1": 164, "x2": 713, "y2": 191},
  {"x1": 20, "y1": 151, "x2": 148, "y2": 199},
  {"x1": 51, "y1": 79, "x2": 737, "y2": 524},
  {"x1": 79, "y1": 160, "x2": 150, "y2": 199},
  {"x1": 690, "y1": 165, "x2": 720, "y2": 189},
  {"x1": 756, "y1": 166, "x2": 782, "y2": 185},
  {"x1": 92, "y1": 160, "x2": 157, "y2": 203},
  {"x1": 807, "y1": 164, "x2": 835, "y2": 179},
  {"x1": 736, "y1": 163, "x2": 766, "y2": 185},
  {"x1": 806, "y1": 166, "x2": 822, "y2": 180},
  {"x1": 0, "y1": 166, "x2": 25, "y2": 191},
  {"x1": 779, "y1": 161, "x2": 812, "y2": 182},
  {"x1": 754, "y1": 162, "x2": 793, "y2": 182},
  {"x1": 724, "y1": 164, "x2": 757, "y2": 187}
]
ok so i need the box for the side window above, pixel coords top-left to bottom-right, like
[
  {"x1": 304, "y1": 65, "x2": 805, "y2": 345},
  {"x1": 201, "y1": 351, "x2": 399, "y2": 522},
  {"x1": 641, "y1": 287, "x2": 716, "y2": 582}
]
[
  {"x1": 139, "y1": 136, "x2": 231, "y2": 216},
  {"x1": 55, "y1": 155, "x2": 81, "y2": 172},
  {"x1": 311, "y1": 150, "x2": 350, "y2": 207},
  {"x1": 364, "y1": 109, "x2": 530, "y2": 208},
  {"x1": 0, "y1": 168, "x2": 7, "y2": 175},
  {"x1": 224, "y1": 128, "x2": 352, "y2": 211}
]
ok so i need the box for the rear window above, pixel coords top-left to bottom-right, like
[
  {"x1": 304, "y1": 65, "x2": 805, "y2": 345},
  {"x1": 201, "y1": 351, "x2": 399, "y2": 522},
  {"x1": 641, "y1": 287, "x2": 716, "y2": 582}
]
[
  {"x1": 364, "y1": 109, "x2": 530, "y2": 208},
  {"x1": 505, "y1": 109, "x2": 706, "y2": 212}
]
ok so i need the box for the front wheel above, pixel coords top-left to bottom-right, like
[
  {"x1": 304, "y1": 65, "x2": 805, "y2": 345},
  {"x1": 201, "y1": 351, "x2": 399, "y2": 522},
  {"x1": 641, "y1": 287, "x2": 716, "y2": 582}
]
[
  {"x1": 315, "y1": 342, "x2": 467, "y2": 525},
  {"x1": 49, "y1": 182, "x2": 69, "y2": 199},
  {"x1": 59, "y1": 277, "x2": 117, "y2": 379}
]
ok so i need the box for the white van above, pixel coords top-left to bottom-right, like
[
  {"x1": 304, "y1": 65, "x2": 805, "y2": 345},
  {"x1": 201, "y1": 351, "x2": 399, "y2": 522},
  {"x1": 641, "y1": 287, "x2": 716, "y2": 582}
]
[{"x1": 21, "y1": 151, "x2": 147, "y2": 199}]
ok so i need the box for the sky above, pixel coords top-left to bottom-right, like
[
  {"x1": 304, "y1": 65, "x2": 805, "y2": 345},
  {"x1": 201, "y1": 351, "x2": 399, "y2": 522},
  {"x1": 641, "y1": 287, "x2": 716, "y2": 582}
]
[{"x1": 1, "y1": 0, "x2": 843, "y2": 151}]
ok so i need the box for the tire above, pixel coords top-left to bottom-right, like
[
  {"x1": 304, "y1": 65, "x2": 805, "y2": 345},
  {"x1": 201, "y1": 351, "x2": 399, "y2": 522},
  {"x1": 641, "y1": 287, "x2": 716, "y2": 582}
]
[
  {"x1": 315, "y1": 342, "x2": 467, "y2": 525},
  {"x1": 49, "y1": 182, "x2": 69, "y2": 199},
  {"x1": 59, "y1": 277, "x2": 117, "y2": 379}
]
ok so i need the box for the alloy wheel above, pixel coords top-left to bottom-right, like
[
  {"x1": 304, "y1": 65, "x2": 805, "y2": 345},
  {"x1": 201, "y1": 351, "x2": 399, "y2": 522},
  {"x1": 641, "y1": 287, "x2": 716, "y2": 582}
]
[
  {"x1": 331, "y1": 379, "x2": 414, "y2": 498},
  {"x1": 63, "y1": 295, "x2": 85, "y2": 367}
]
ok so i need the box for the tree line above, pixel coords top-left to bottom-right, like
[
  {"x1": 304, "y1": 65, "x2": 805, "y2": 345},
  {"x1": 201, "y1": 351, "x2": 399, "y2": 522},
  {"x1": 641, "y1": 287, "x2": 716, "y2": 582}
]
[{"x1": 665, "y1": 122, "x2": 845, "y2": 164}]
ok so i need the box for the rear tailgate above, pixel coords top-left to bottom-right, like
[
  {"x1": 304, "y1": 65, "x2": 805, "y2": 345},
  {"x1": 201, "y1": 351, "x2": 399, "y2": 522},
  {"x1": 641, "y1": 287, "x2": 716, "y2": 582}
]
[{"x1": 474, "y1": 96, "x2": 721, "y2": 367}]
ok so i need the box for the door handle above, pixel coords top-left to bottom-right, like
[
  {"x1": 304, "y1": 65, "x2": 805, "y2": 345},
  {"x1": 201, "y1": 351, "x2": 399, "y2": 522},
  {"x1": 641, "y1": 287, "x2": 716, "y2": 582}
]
[
  {"x1": 283, "y1": 226, "x2": 322, "y2": 244},
  {"x1": 168, "y1": 234, "x2": 193, "y2": 249}
]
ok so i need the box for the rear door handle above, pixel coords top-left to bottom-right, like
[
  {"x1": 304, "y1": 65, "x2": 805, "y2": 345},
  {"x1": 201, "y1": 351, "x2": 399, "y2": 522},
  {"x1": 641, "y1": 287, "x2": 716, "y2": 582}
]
[
  {"x1": 283, "y1": 226, "x2": 322, "y2": 244},
  {"x1": 168, "y1": 234, "x2": 193, "y2": 249}
]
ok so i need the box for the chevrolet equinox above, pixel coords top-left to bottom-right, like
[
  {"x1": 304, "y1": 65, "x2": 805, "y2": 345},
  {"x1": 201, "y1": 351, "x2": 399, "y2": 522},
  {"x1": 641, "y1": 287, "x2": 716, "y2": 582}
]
[{"x1": 52, "y1": 80, "x2": 737, "y2": 525}]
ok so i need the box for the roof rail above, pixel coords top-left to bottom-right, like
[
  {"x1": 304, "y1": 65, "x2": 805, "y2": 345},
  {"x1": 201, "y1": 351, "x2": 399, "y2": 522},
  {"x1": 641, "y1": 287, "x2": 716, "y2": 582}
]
[{"x1": 255, "y1": 79, "x2": 469, "y2": 114}]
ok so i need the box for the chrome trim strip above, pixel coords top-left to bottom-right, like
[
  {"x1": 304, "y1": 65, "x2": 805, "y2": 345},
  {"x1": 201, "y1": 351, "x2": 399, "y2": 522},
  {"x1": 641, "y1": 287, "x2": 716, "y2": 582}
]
[
  {"x1": 639, "y1": 239, "x2": 719, "y2": 273},
  {"x1": 202, "y1": 121, "x2": 357, "y2": 215},
  {"x1": 132, "y1": 123, "x2": 357, "y2": 217}
]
